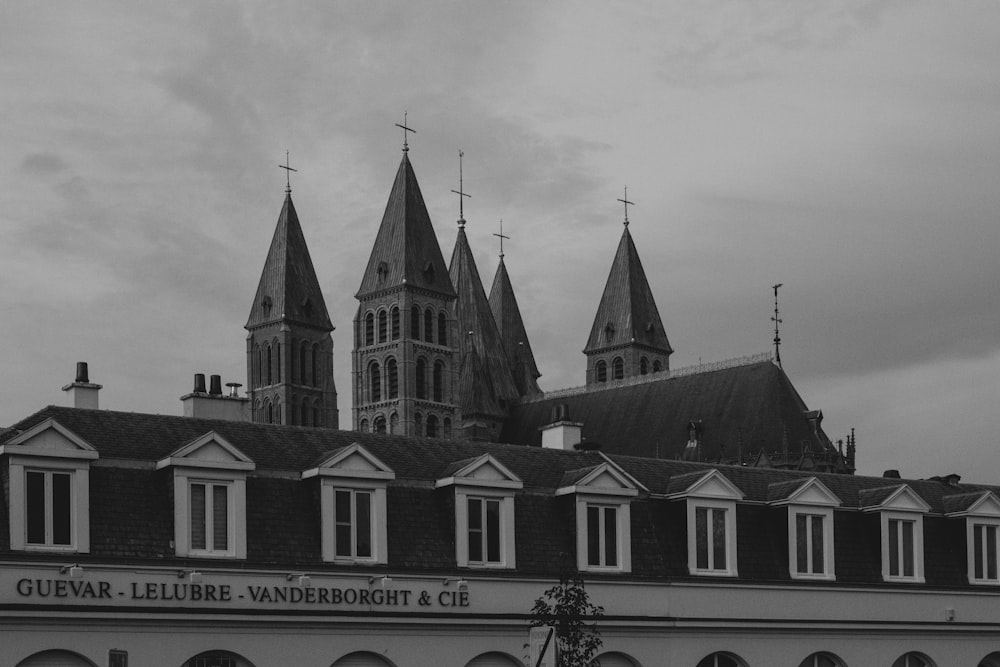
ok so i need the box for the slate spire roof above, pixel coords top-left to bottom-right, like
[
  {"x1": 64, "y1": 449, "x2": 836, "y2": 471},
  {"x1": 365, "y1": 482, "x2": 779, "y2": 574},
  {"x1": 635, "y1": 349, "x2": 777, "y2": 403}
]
[
  {"x1": 449, "y1": 226, "x2": 519, "y2": 407},
  {"x1": 246, "y1": 191, "x2": 332, "y2": 331},
  {"x1": 584, "y1": 225, "x2": 671, "y2": 355},
  {"x1": 489, "y1": 256, "x2": 542, "y2": 396},
  {"x1": 357, "y1": 152, "x2": 455, "y2": 299}
]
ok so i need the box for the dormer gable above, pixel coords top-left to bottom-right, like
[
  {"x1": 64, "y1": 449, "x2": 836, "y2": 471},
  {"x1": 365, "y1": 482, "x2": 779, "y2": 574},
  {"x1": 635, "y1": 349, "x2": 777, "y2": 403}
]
[
  {"x1": 302, "y1": 443, "x2": 395, "y2": 481},
  {"x1": 554, "y1": 458, "x2": 642, "y2": 497},
  {"x1": 860, "y1": 484, "x2": 930, "y2": 513},
  {"x1": 0, "y1": 418, "x2": 98, "y2": 461},
  {"x1": 435, "y1": 453, "x2": 522, "y2": 490},
  {"x1": 945, "y1": 491, "x2": 1000, "y2": 518},
  {"x1": 665, "y1": 468, "x2": 744, "y2": 501},
  {"x1": 768, "y1": 477, "x2": 842, "y2": 507},
  {"x1": 155, "y1": 431, "x2": 255, "y2": 471}
]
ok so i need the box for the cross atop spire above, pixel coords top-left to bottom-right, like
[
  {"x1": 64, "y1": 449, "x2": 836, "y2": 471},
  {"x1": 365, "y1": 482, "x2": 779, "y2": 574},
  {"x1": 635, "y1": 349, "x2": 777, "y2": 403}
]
[
  {"x1": 617, "y1": 186, "x2": 635, "y2": 226},
  {"x1": 493, "y1": 219, "x2": 510, "y2": 258},
  {"x1": 771, "y1": 283, "x2": 783, "y2": 368},
  {"x1": 279, "y1": 150, "x2": 297, "y2": 194},
  {"x1": 395, "y1": 111, "x2": 416, "y2": 153},
  {"x1": 451, "y1": 150, "x2": 471, "y2": 228}
]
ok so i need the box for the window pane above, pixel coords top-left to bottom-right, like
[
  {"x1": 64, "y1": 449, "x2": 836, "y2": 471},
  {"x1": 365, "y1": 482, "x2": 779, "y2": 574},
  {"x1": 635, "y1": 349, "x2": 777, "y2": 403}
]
[
  {"x1": 902, "y1": 520, "x2": 914, "y2": 577},
  {"x1": 975, "y1": 524, "x2": 985, "y2": 579},
  {"x1": 191, "y1": 484, "x2": 206, "y2": 550},
  {"x1": 888, "y1": 519, "x2": 899, "y2": 577},
  {"x1": 587, "y1": 505, "x2": 601, "y2": 566},
  {"x1": 335, "y1": 490, "x2": 352, "y2": 557},
  {"x1": 468, "y1": 498, "x2": 483, "y2": 562},
  {"x1": 712, "y1": 509, "x2": 727, "y2": 570},
  {"x1": 604, "y1": 507, "x2": 618, "y2": 567},
  {"x1": 795, "y1": 514, "x2": 808, "y2": 573},
  {"x1": 696, "y1": 507, "x2": 708, "y2": 569},
  {"x1": 356, "y1": 492, "x2": 372, "y2": 558},
  {"x1": 335, "y1": 490, "x2": 351, "y2": 523},
  {"x1": 811, "y1": 515, "x2": 824, "y2": 574},
  {"x1": 486, "y1": 499, "x2": 501, "y2": 563},
  {"x1": 213, "y1": 485, "x2": 228, "y2": 551},
  {"x1": 26, "y1": 471, "x2": 46, "y2": 544},
  {"x1": 51, "y1": 473, "x2": 72, "y2": 545}
]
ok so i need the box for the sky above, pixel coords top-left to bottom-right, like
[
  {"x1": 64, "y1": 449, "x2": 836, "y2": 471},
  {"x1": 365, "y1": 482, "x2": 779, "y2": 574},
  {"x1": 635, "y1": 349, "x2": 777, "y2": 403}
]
[{"x1": 2, "y1": 1, "x2": 999, "y2": 482}]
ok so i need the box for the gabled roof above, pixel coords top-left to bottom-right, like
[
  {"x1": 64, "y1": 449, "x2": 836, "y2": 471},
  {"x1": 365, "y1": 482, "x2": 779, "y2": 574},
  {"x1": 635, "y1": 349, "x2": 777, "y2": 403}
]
[
  {"x1": 664, "y1": 468, "x2": 745, "y2": 500},
  {"x1": 501, "y1": 358, "x2": 837, "y2": 464},
  {"x1": 302, "y1": 442, "x2": 395, "y2": 480},
  {"x1": 943, "y1": 491, "x2": 1000, "y2": 517},
  {"x1": 357, "y1": 153, "x2": 455, "y2": 299},
  {"x1": 767, "y1": 477, "x2": 842, "y2": 506},
  {"x1": 246, "y1": 192, "x2": 333, "y2": 331},
  {"x1": 155, "y1": 430, "x2": 255, "y2": 471},
  {"x1": 435, "y1": 453, "x2": 523, "y2": 489},
  {"x1": 0, "y1": 417, "x2": 98, "y2": 460},
  {"x1": 488, "y1": 256, "x2": 542, "y2": 396},
  {"x1": 449, "y1": 227, "x2": 519, "y2": 406},
  {"x1": 555, "y1": 460, "x2": 642, "y2": 497},
  {"x1": 859, "y1": 484, "x2": 932, "y2": 513},
  {"x1": 584, "y1": 225, "x2": 671, "y2": 355}
]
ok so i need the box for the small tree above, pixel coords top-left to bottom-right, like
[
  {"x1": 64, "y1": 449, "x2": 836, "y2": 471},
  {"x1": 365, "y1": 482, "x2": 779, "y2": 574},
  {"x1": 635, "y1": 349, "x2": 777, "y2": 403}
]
[{"x1": 529, "y1": 573, "x2": 604, "y2": 667}]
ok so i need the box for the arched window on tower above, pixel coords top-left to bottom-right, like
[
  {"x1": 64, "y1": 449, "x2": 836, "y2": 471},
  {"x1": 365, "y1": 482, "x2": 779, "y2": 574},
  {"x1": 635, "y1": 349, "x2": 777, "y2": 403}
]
[
  {"x1": 411, "y1": 305, "x2": 421, "y2": 340},
  {"x1": 416, "y1": 358, "x2": 427, "y2": 399},
  {"x1": 378, "y1": 309, "x2": 387, "y2": 343},
  {"x1": 276, "y1": 342, "x2": 281, "y2": 383},
  {"x1": 300, "y1": 399, "x2": 309, "y2": 426},
  {"x1": 275, "y1": 399, "x2": 281, "y2": 425},
  {"x1": 266, "y1": 345, "x2": 273, "y2": 385},
  {"x1": 640, "y1": 357, "x2": 649, "y2": 375},
  {"x1": 612, "y1": 356, "x2": 624, "y2": 380},
  {"x1": 373, "y1": 415, "x2": 387, "y2": 434},
  {"x1": 312, "y1": 399, "x2": 321, "y2": 427},
  {"x1": 424, "y1": 308, "x2": 434, "y2": 342},
  {"x1": 365, "y1": 312, "x2": 375, "y2": 346},
  {"x1": 369, "y1": 361, "x2": 382, "y2": 403},
  {"x1": 438, "y1": 312, "x2": 447, "y2": 345},
  {"x1": 359, "y1": 418, "x2": 369, "y2": 433},
  {"x1": 595, "y1": 360, "x2": 607, "y2": 383},
  {"x1": 387, "y1": 358, "x2": 399, "y2": 399},
  {"x1": 253, "y1": 344, "x2": 261, "y2": 388},
  {"x1": 300, "y1": 342, "x2": 308, "y2": 385},
  {"x1": 443, "y1": 417, "x2": 452, "y2": 440},
  {"x1": 653, "y1": 359, "x2": 662, "y2": 373},
  {"x1": 391, "y1": 306, "x2": 400, "y2": 340},
  {"x1": 414, "y1": 413, "x2": 423, "y2": 436},
  {"x1": 389, "y1": 412, "x2": 399, "y2": 434},
  {"x1": 433, "y1": 361, "x2": 444, "y2": 402},
  {"x1": 426, "y1": 414, "x2": 439, "y2": 438},
  {"x1": 312, "y1": 343, "x2": 321, "y2": 386},
  {"x1": 265, "y1": 399, "x2": 273, "y2": 424}
]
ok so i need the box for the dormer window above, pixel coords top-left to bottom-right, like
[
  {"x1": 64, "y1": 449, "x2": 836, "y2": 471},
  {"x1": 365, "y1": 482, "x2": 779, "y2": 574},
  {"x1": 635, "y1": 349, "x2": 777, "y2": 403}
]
[
  {"x1": 769, "y1": 477, "x2": 841, "y2": 581},
  {"x1": 303, "y1": 443, "x2": 395, "y2": 565},
  {"x1": 555, "y1": 459, "x2": 643, "y2": 573},
  {"x1": 860, "y1": 484, "x2": 930, "y2": 583},
  {"x1": 944, "y1": 490, "x2": 1000, "y2": 585},
  {"x1": 156, "y1": 431, "x2": 255, "y2": 559},
  {"x1": 436, "y1": 454, "x2": 523, "y2": 569},
  {"x1": 666, "y1": 469, "x2": 745, "y2": 577},
  {"x1": 1, "y1": 418, "x2": 98, "y2": 553}
]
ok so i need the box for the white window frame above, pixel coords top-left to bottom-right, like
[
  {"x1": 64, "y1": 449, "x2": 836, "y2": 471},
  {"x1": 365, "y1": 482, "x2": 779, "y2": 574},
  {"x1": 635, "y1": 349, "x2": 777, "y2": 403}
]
[
  {"x1": 321, "y1": 479, "x2": 387, "y2": 564},
  {"x1": 967, "y1": 516, "x2": 1000, "y2": 585},
  {"x1": 187, "y1": 478, "x2": 236, "y2": 557},
  {"x1": 171, "y1": 469, "x2": 247, "y2": 559},
  {"x1": 787, "y1": 505, "x2": 836, "y2": 581},
  {"x1": 455, "y1": 488, "x2": 516, "y2": 568},
  {"x1": 20, "y1": 464, "x2": 83, "y2": 551},
  {"x1": 581, "y1": 500, "x2": 626, "y2": 571},
  {"x1": 687, "y1": 497, "x2": 738, "y2": 577},
  {"x1": 881, "y1": 511, "x2": 924, "y2": 583}
]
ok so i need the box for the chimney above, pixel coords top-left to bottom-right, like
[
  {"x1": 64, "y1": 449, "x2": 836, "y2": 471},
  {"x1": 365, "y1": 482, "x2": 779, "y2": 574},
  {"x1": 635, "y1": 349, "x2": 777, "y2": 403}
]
[
  {"x1": 541, "y1": 404, "x2": 583, "y2": 450},
  {"x1": 62, "y1": 362, "x2": 102, "y2": 410},
  {"x1": 181, "y1": 373, "x2": 250, "y2": 422},
  {"x1": 883, "y1": 469, "x2": 901, "y2": 479}
]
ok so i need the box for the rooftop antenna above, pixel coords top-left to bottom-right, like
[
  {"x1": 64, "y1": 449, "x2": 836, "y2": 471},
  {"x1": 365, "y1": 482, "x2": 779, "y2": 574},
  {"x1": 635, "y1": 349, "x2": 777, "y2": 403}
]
[
  {"x1": 493, "y1": 218, "x2": 510, "y2": 258},
  {"x1": 617, "y1": 186, "x2": 635, "y2": 227},
  {"x1": 771, "y1": 283, "x2": 783, "y2": 368},
  {"x1": 451, "y1": 150, "x2": 471, "y2": 229},
  {"x1": 278, "y1": 150, "x2": 297, "y2": 194},
  {"x1": 395, "y1": 111, "x2": 415, "y2": 152}
]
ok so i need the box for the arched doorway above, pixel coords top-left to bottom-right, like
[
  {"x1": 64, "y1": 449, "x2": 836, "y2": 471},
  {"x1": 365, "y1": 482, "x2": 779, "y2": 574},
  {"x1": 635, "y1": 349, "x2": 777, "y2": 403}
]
[
  {"x1": 330, "y1": 652, "x2": 397, "y2": 667},
  {"x1": 464, "y1": 652, "x2": 523, "y2": 666},
  {"x1": 593, "y1": 651, "x2": 641, "y2": 667},
  {"x1": 17, "y1": 650, "x2": 97, "y2": 667},
  {"x1": 891, "y1": 654, "x2": 935, "y2": 667},
  {"x1": 181, "y1": 651, "x2": 256, "y2": 667}
]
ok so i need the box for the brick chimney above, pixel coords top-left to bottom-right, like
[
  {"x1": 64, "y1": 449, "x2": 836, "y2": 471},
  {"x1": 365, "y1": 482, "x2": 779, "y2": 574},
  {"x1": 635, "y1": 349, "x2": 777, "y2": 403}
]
[
  {"x1": 541, "y1": 404, "x2": 583, "y2": 450},
  {"x1": 181, "y1": 373, "x2": 250, "y2": 421},
  {"x1": 62, "y1": 362, "x2": 101, "y2": 410}
]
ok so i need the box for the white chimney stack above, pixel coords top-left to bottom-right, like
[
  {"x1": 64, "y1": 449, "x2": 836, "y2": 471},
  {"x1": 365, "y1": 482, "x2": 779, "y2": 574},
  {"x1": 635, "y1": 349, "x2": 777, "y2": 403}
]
[
  {"x1": 62, "y1": 361, "x2": 101, "y2": 410},
  {"x1": 541, "y1": 404, "x2": 583, "y2": 450}
]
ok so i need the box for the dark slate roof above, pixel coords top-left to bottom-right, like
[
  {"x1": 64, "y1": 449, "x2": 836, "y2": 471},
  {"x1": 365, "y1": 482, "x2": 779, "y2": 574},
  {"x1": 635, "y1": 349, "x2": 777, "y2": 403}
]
[
  {"x1": 942, "y1": 491, "x2": 991, "y2": 514},
  {"x1": 584, "y1": 225, "x2": 671, "y2": 355},
  {"x1": 357, "y1": 153, "x2": 455, "y2": 299},
  {"x1": 458, "y1": 342, "x2": 505, "y2": 419},
  {"x1": 500, "y1": 358, "x2": 835, "y2": 463},
  {"x1": 858, "y1": 485, "x2": 905, "y2": 508},
  {"x1": 246, "y1": 192, "x2": 333, "y2": 331},
  {"x1": 488, "y1": 257, "x2": 542, "y2": 397},
  {"x1": 448, "y1": 227, "x2": 519, "y2": 406}
]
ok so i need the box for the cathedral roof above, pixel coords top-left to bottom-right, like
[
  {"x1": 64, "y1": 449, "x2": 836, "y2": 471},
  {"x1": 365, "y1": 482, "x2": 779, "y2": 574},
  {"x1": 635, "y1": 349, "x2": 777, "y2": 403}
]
[
  {"x1": 488, "y1": 257, "x2": 542, "y2": 396},
  {"x1": 584, "y1": 225, "x2": 671, "y2": 355},
  {"x1": 357, "y1": 153, "x2": 455, "y2": 299},
  {"x1": 449, "y1": 227, "x2": 520, "y2": 406},
  {"x1": 500, "y1": 358, "x2": 838, "y2": 466},
  {"x1": 246, "y1": 192, "x2": 332, "y2": 331},
  {"x1": 458, "y1": 341, "x2": 505, "y2": 419}
]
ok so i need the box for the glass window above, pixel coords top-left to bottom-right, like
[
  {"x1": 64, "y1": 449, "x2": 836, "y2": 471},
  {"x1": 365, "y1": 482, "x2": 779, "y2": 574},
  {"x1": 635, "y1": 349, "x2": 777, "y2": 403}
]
[
  {"x1": 433, "y1": 361, "x2": 444, "y2": 401},
  {"x1": 595, "y1": 360, "x2": 607, "y2": 383},
  {"x1": 424, "y1": 308, "x2": 434, "y2": 342},
  {"x1": 612, "y1": 357, "x2": 624, "y2": 380},
  {"x1": 697, "y1": 653, "x2": 742, "y2": 667},
  {"x1": 795, "y1": 513, "x2": 826, "y2": 576},
  {"x1": 438, "y1": 312, "x2": 447, "y2": 345},
  {"x1": 387, "y1": 358, "x2": 399, "y2": 399},
  {"x1": 365, "y1": 312, "x2": 375, "y2": 346},
  {"x1": 334, "y1": 489, "x2": 373, "y2": 560},
  {"x1": 799, "y1": 654, "x2": 842, "y2": 667},
  {"x1": 892, "y1": 653, "x2": 933, "y2": 667},
  {"x1": 25, "y1": 470, "x2": 73, "y2": 547},
  {"x1": 888, "y1": 517, "x2": 916, "y2": 578},
  {"x1": 972, "y1": 521, "x2": 999, "y2": 582},
  {"x1": 695, "y1": 506, "x2": 728, "y2": 572},
  {"x1": 378, "y1": 310, "x2": 387, "y2": 343},
  {"x1": 586, "y1": 505, "x2": 618, "y2": 568},
  {"x1": 411, "y1": 305, "x2": 421, "y2": 340},
  {"x1": 190, "y1": 482, "x2": 230, "y2": 554},
  {"x1": 391, "y1": 307, "x2": 400, "y2": 340},
  {"x1": 467, "y1": 497, "x2": 502, "y2": 565}
]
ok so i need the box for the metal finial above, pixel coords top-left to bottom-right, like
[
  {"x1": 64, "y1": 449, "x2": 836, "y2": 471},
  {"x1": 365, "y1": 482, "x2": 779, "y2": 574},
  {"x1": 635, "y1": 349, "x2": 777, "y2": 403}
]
[
  {"x1": 771, "y1": 283, "x2": 783, "y2": 369},
  {"x1": 617, "y1": 186, "x2": 635, "y2": 226},
  {"x1": 279, "y1": 150, "x2": 297, "y2": 194},
  {"x1": 395, "y1": 111, "x2": 416, "y2": 152},
  {"x1": 493, "y1": 218, "x2": 510, "y2": 258},
  {"x1": 450, "y1": 150, "x2": 471, "y2": 228}
]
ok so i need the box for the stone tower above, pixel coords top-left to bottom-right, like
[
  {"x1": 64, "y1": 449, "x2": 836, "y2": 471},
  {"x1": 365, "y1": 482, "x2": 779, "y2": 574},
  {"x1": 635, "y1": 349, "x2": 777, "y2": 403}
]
[{"x1": 246, "y1": 187, "x2": 338, "y2": 427}]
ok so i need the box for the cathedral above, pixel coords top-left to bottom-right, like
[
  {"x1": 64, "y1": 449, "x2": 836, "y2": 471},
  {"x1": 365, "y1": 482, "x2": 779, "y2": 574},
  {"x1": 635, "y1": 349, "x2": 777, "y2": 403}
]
[{"x1": 244, "y1": 137, "x2": 852, "y2": 474}]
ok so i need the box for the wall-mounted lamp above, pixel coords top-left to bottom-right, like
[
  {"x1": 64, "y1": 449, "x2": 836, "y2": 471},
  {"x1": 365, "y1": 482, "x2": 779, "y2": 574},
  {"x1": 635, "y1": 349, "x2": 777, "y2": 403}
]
[
  {"x1": 443, "y1": 577, "x2": 469, "y2": 591},
  {"x1": 286, "y1": 573, "x2": 312, "y2": 588},
  {"x1": 177, "y1": 570, "x2": 202, "y2": 583},
  {"x1": 59, "y1": 564, "x2": 83, "y2": 578},
  {"x1": 369, "y1": 575, "x2": 393, "y2": 589}
]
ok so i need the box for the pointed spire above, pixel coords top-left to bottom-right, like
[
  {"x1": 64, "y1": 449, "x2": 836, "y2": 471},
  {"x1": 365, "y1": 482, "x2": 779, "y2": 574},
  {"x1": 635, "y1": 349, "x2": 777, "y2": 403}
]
[
  {"x1": 489, "y1": 254, "x2": 542, "y2": 397},
  {"x1": 247, "y1": 191, "x2": 332, "y2": 331},
  {"x1": 357, "y1": 153, "x2": 455, "y2": 298},
  {"x1": 584, "y1": 225, "x2": 672, "y2": 356},
  {"x1": 449, "y1": 226, "x2": 519, "y2": 407}
]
